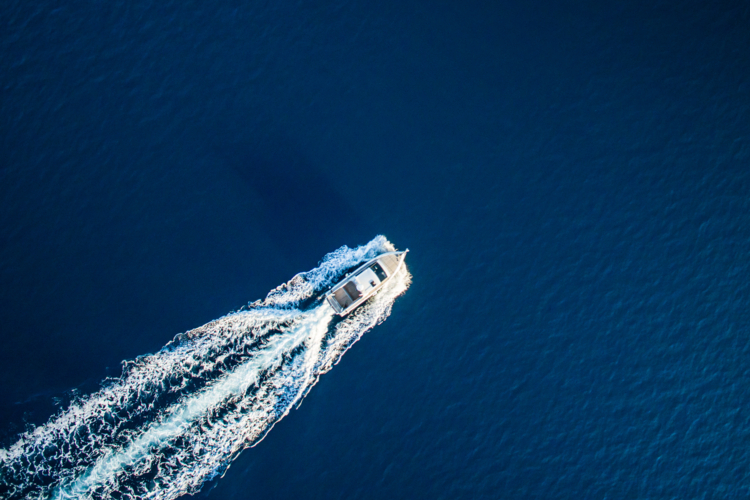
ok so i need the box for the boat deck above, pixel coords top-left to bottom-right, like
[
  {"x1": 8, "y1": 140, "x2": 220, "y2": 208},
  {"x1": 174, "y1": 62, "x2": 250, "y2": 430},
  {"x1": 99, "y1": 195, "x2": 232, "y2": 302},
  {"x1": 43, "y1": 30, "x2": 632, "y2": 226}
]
[{"x1": 379, "y1": 253, "x2": 401, "y2": 275}]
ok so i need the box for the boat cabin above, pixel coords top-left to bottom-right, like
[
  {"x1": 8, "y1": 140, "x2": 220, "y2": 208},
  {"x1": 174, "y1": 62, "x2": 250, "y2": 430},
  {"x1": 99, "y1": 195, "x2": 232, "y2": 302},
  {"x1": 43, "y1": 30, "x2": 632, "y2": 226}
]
[{"x1": 331, "y1": 263, "x2": 387, "y2": 310}]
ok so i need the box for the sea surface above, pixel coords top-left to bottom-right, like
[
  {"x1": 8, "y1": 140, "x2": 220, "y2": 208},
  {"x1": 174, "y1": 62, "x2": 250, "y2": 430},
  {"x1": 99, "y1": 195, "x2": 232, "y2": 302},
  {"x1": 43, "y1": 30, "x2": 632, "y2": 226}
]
[{"x1": 1, "y1": 0, "x2": 749, "y2": 499}]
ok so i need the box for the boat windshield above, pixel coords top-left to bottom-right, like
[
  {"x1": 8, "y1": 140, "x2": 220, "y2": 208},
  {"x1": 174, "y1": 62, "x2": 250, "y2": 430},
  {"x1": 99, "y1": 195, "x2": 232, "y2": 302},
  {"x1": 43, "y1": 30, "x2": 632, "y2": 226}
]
[{"x1": 370, "y1": 262, "x2": 388, "y2": 281}]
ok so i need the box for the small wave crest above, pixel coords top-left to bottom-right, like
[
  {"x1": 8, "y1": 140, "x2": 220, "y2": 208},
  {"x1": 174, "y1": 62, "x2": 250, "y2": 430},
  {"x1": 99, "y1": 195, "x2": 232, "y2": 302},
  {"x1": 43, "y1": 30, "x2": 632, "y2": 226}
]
[{"x1": 0, "y1": 236, "x2": 411, "y2": 500}]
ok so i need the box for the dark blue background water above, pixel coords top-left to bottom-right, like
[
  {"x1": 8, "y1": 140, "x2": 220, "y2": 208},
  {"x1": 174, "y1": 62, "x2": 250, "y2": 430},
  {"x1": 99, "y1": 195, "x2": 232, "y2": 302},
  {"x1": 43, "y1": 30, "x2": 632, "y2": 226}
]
[{"x1": 2, "y1": 1, "x2": 750, "y2": 498}]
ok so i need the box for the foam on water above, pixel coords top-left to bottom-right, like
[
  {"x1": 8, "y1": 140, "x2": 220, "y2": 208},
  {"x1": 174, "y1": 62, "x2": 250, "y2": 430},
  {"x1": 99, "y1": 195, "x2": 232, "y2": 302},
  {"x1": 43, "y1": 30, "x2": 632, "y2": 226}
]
[{"x1": 0, "y1": 236, "x2": 411, "y2": 500}]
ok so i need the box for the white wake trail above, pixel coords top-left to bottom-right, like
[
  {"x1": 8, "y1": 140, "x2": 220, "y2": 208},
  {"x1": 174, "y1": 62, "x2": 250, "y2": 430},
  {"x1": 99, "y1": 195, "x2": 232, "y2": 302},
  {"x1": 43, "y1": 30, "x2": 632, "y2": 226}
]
[
  {"x1": 53, "y1": 306, "x2": 332, "y2": 500},
  {"x1": 0, "y1": 236, "x2": 411, "y2": 500}
]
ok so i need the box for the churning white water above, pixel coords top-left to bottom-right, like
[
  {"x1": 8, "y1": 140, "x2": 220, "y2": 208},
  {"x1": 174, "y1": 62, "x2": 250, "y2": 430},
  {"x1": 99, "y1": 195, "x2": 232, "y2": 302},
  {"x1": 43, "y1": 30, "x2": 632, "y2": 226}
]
[{"x1": 0, "y1": 236, "x2": 411, "y2": 500}]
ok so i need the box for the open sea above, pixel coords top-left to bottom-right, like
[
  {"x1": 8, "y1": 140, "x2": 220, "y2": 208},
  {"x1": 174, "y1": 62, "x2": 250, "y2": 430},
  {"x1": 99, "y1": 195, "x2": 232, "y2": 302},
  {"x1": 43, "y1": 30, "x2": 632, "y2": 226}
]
[{"x1": 1, "y1": 0, "x2": 749, "y2": 498}]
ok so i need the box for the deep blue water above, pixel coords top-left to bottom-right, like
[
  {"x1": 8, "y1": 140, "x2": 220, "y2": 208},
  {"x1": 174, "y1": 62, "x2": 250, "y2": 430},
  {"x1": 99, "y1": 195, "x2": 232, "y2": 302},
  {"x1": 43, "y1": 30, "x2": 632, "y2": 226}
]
[{"x1": 2, "y1": 0, "x2": 750, "y2": 498}]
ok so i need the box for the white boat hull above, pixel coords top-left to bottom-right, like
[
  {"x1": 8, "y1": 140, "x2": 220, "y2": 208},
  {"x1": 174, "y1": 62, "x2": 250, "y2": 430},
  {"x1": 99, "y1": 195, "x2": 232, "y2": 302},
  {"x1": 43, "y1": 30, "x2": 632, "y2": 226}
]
[{"x1": 324, "y1": 250, "x2": 408, "y2": 316}]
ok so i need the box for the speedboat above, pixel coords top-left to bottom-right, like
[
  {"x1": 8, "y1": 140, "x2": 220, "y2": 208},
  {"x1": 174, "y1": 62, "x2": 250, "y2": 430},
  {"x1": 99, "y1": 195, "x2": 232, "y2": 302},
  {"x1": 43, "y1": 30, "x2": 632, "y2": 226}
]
[{"x1": 325, "y1": 249, "x2": 408, "y2": 316}]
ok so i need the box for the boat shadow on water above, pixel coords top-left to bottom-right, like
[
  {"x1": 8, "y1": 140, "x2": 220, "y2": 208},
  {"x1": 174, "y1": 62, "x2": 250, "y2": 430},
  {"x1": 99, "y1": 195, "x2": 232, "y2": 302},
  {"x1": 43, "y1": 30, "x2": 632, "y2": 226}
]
[{"x1": 202, "y1": 125, "x2": 374, "y2": 270}]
